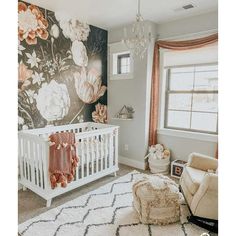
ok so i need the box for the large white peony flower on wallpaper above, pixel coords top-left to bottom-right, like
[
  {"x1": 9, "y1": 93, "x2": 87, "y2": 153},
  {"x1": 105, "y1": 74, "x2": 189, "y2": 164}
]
[
  {"x1": 74, "y1": 67, "x2": 106, "y2": 104},
  {"x1": 55, "y1": 12, "x2": 90, "y2": 42},
  {"x1": 71, "y1": 40, "x2": 88, "y2": 67},
  {"x1": 35, "y1": 80, "x2": 70, "y2": 122}
]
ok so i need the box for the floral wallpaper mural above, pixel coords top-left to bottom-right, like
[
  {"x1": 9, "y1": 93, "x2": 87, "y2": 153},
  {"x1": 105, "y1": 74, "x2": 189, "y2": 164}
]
[{"x1": 18, "y1": 1, "x2": 108, "y2": 130}]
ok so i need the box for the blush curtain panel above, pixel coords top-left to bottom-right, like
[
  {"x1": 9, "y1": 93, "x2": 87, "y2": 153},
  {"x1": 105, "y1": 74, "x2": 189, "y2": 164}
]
[{"x1": 148, "y1": 33, "x2": 218, "y2": 146}]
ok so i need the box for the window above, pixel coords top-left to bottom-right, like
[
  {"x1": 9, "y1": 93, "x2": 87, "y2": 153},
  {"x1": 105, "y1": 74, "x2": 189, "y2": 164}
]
[
  {"x1": 117, "y1": 53, "x2": 130, "y2": 74},
  {"x1": 109, "y1": 42, "x2": 133, "y2": 80},
  {"x1": 165, "y1": 63, "x2": 218, "y2": 134}
]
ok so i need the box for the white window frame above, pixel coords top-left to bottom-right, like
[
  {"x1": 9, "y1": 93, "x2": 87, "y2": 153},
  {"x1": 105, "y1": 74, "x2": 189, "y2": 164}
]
[
  {"x1": 109, "y1": 42, "x2": 134, "y2": 80},
  {"x1": 165, "y1": 63, "x2": 218, "y2": 133},
  {"x1": 117, "y1": 53, "x2": 131, "y2": 74},
  {"x1": 159, "y1": 56, "x2": 218, "y2": 142}
]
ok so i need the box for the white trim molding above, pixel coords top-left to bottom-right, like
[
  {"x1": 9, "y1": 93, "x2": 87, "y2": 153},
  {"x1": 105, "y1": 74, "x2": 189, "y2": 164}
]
[
  {"x1": 108, "y1": 41, "x2": 134, "y2": 81},
  {"x1": 118, "y1": 156, "x2": 145, "y2": 170},
  {"x1": 158, "y1": 128, "x2": 218, "y2": 143}
]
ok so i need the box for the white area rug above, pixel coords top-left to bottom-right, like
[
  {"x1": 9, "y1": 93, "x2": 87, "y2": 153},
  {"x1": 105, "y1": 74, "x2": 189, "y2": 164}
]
[{"x1": 18, "y1": 171, "x2": 217, "y2": 236}]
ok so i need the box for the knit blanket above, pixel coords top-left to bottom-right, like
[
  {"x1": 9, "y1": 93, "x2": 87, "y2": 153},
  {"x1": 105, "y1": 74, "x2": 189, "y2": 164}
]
[{"x1": 49, "y1": 132, "x2": 79, "y2": 189}]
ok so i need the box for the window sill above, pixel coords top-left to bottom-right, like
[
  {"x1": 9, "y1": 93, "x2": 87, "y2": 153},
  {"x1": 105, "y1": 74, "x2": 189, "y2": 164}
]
[{"x1": 158, "y1": 128, "x2": 218, "y2": 142}]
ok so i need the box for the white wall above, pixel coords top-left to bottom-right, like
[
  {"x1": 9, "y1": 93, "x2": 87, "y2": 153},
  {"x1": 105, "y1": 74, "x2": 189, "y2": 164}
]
[
  {"x1": 156, "y1": 11, "x2": 218, "y2": 40},
  {"x1": 108, "y1": 21, "x2": 158, "y2": 169},
  {"x1": 157, "y1": 135, "x2": 217, "y2": 162},
  {"x1": 108, "y1": 11, "x2": 218, "y2": 168}
]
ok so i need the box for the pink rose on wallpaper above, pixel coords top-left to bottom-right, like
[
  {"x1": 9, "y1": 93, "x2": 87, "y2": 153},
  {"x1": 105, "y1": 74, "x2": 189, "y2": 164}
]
[
  {"x1": 35, "y1": 80, "x2": 70, "y2": 122},
  {"x1": 71, "y1": 40, "x2": 88, "y2": 67},
  {"x1": 92, "y1": 103, "x2": 107, "y2": 123},
  {"x1": 18, "y1": 2, "x2": 49, "y2": 45},
  {"x1": 74, "y1": 67, "x2": 106, "y2": 104},
  {"x1": 18, "y1": 62, "x2": 33, "y2": 90}
]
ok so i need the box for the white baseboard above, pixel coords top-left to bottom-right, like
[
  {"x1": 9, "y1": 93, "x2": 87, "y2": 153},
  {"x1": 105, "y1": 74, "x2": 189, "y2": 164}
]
[
  {"x1": 18, "y1": 183, "x2": 22, "y2": 191},
  {"x1": 119, "y1": 156, "x2": 145, "y2": 170}
]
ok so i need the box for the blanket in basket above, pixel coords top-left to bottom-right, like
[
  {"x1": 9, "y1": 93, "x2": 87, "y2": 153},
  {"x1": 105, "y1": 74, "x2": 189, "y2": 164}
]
[{"x1": 49, "y1": 132, "x2": 79, "y2": 189}]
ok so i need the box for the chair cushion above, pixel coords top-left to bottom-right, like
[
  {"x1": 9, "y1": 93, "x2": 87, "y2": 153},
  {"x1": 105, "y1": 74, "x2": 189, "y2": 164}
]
[{"x1": 182, "y1": 166, "x2": 207, "y2": 195}]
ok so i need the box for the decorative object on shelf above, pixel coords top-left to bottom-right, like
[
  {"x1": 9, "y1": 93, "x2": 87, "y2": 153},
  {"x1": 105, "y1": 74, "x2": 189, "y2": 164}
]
[
  {"x1": 115, "y1": 105, "x2": 135, "y2": 119},
  {"x1": 145, "y1": 144, "x2": 170, "y2": 174},
  {"x1": 171, "y1": 160, "x2": 187, "y2": 179},
  {"x1": 122, "y1": 0, "x2": 151, "y2": 59}
]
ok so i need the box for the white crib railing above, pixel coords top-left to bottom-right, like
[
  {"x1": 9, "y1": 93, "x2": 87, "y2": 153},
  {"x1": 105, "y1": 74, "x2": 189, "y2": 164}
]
[{"x1": 18, "y1": 122, "x2": 119, "y2": 207}]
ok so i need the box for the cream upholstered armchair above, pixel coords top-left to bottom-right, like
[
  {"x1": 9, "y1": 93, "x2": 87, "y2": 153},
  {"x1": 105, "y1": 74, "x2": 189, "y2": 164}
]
[{"x1": 180, "y1": 153, "x2": 218, "y2": 232}]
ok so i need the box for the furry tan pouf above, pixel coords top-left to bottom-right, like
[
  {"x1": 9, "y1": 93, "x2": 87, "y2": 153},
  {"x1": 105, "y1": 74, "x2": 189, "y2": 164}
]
[{"x1": 132, "y1": 174, "x2": 182, "y2": 225}]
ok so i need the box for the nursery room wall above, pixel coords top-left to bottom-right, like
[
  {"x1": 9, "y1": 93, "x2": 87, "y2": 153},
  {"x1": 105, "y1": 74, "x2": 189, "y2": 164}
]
[
  {"x1": 108, "y1": 21, "x2": 158, "y2": 169},
  {"x1": 109, "y1": 10, "x2": 218, "y2": 165},
  {"x1": 18, "y1": 1, "x2": 108, "y2": 131}
]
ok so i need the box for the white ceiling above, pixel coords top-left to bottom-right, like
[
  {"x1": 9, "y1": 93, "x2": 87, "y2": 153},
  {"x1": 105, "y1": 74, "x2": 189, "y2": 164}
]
[{"x1": 24, "y1": 0, "x2": 218, "y2": 30}]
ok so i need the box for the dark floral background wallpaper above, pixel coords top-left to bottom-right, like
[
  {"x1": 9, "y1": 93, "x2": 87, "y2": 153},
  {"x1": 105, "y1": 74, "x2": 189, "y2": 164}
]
[{"x1": 18, "y1": 1, "x2": 108, "y2": 130}]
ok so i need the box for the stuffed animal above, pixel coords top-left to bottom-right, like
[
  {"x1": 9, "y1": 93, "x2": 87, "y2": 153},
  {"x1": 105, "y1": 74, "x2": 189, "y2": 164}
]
[
  {"x1": 155, "y1": 144, "x2": 164, "y2": 152},
  {"x1": 155, "y1": 144, "x2": 164, "y2": 159},
  {"x1": 146, "y1": 145, "x2": 157, "y2": 160},
  {"x1": 145, "y1": 144, "x2": 170, "y2": 160},
  {"x1": 162, "y1": 149, "x2": 170, "y2": 159}
]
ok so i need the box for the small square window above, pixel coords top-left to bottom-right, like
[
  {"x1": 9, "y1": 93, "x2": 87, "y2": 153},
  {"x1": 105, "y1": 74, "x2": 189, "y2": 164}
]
[
  {"x1": 117, "y1": 53, "x2": 130, "y2": 74},
  {"x1": 110, "y1": 42, "x2": 133, "y2": 80}
]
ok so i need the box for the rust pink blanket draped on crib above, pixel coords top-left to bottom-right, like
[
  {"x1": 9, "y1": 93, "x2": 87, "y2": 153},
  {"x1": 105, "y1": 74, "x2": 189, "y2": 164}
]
[
  {"x1": 49, "y1": 132, "x2": 79, "y2": 189},
  {"x1": 149, "y1": 33, "x2": 218, "y2": 154}
]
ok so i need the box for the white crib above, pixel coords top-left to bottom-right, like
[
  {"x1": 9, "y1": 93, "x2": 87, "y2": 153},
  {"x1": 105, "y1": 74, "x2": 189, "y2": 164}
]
[{"x1": 18, "y1": 122, "x2": 119, "y2": 207}]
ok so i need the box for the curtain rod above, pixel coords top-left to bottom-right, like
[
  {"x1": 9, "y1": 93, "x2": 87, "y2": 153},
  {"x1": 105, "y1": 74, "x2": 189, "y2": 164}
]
[{"x1": 157, "y1": 28, "x2": 218, "y2": 41}]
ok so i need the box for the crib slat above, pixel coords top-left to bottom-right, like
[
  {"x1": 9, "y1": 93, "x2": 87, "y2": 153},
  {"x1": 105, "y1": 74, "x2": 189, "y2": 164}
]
[
  {"x1": 86, "y1": 137, "x2": 90, "y2": 176},
  {"x1": 34, "y1": 144, "x2": 38, "y2": 186},
  {"x1": 96, "y1": 135, "x2": 99, "y2": 173},
  {"x1": 36, "y1": 143, "x2": 43, "y2": 188},
  {"x1": 81, "y1": 139, "x2": 84, "y2": 179},
  {"x1": 76, "y1": 144, "x2": 79, "y2": 180},
  {"x1": 19, "y1": 138, "x2": 24, "y2": 180},
  {"x1": 91, "y1": 136, "x2": 95, "y2": 175},
  {"x1": 23, "y1": 139, "x2": 29, "y2": 180},
  {"x1": 104, "y1": 134, "x2": 108, "y2": 169},
  {"x1": 35, "y1": 143, "x2": 40, "y2": 187},
  {"x1": 41, "y1": 141, "x2": 49, "y2": 190},
  {"x1": 115, "y1": 129, "x2": 118, "y2": 167},
  {"x1": 27, "y1": 141, "x2": 31, "y2": 181},
  {"x1": 33, "y1": 142, "x2": 39, "y2": 186},
  {"x1": 109, "y1": 132, "x2": 113, "y2": 168},
  {"x1": 100, "y1": 135, "x2": 104, "y2": 171},
  {"x1": 29, "y1": 140, "x2": 36, "y2": 185},
  {"x1": 22, "y1": 139, "x2": 26, "y2": 179}
]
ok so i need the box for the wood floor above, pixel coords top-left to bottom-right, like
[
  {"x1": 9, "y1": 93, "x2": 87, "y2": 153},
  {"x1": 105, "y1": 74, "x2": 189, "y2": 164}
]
[{"x1": 18, "y1": 164, "x2": 143, "y2": 224}]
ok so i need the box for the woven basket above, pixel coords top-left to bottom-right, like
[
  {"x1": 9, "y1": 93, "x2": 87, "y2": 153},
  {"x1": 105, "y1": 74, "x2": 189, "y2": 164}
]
[{"x1": 148, "y1": 156, "x2": 170, "y2": 174}]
